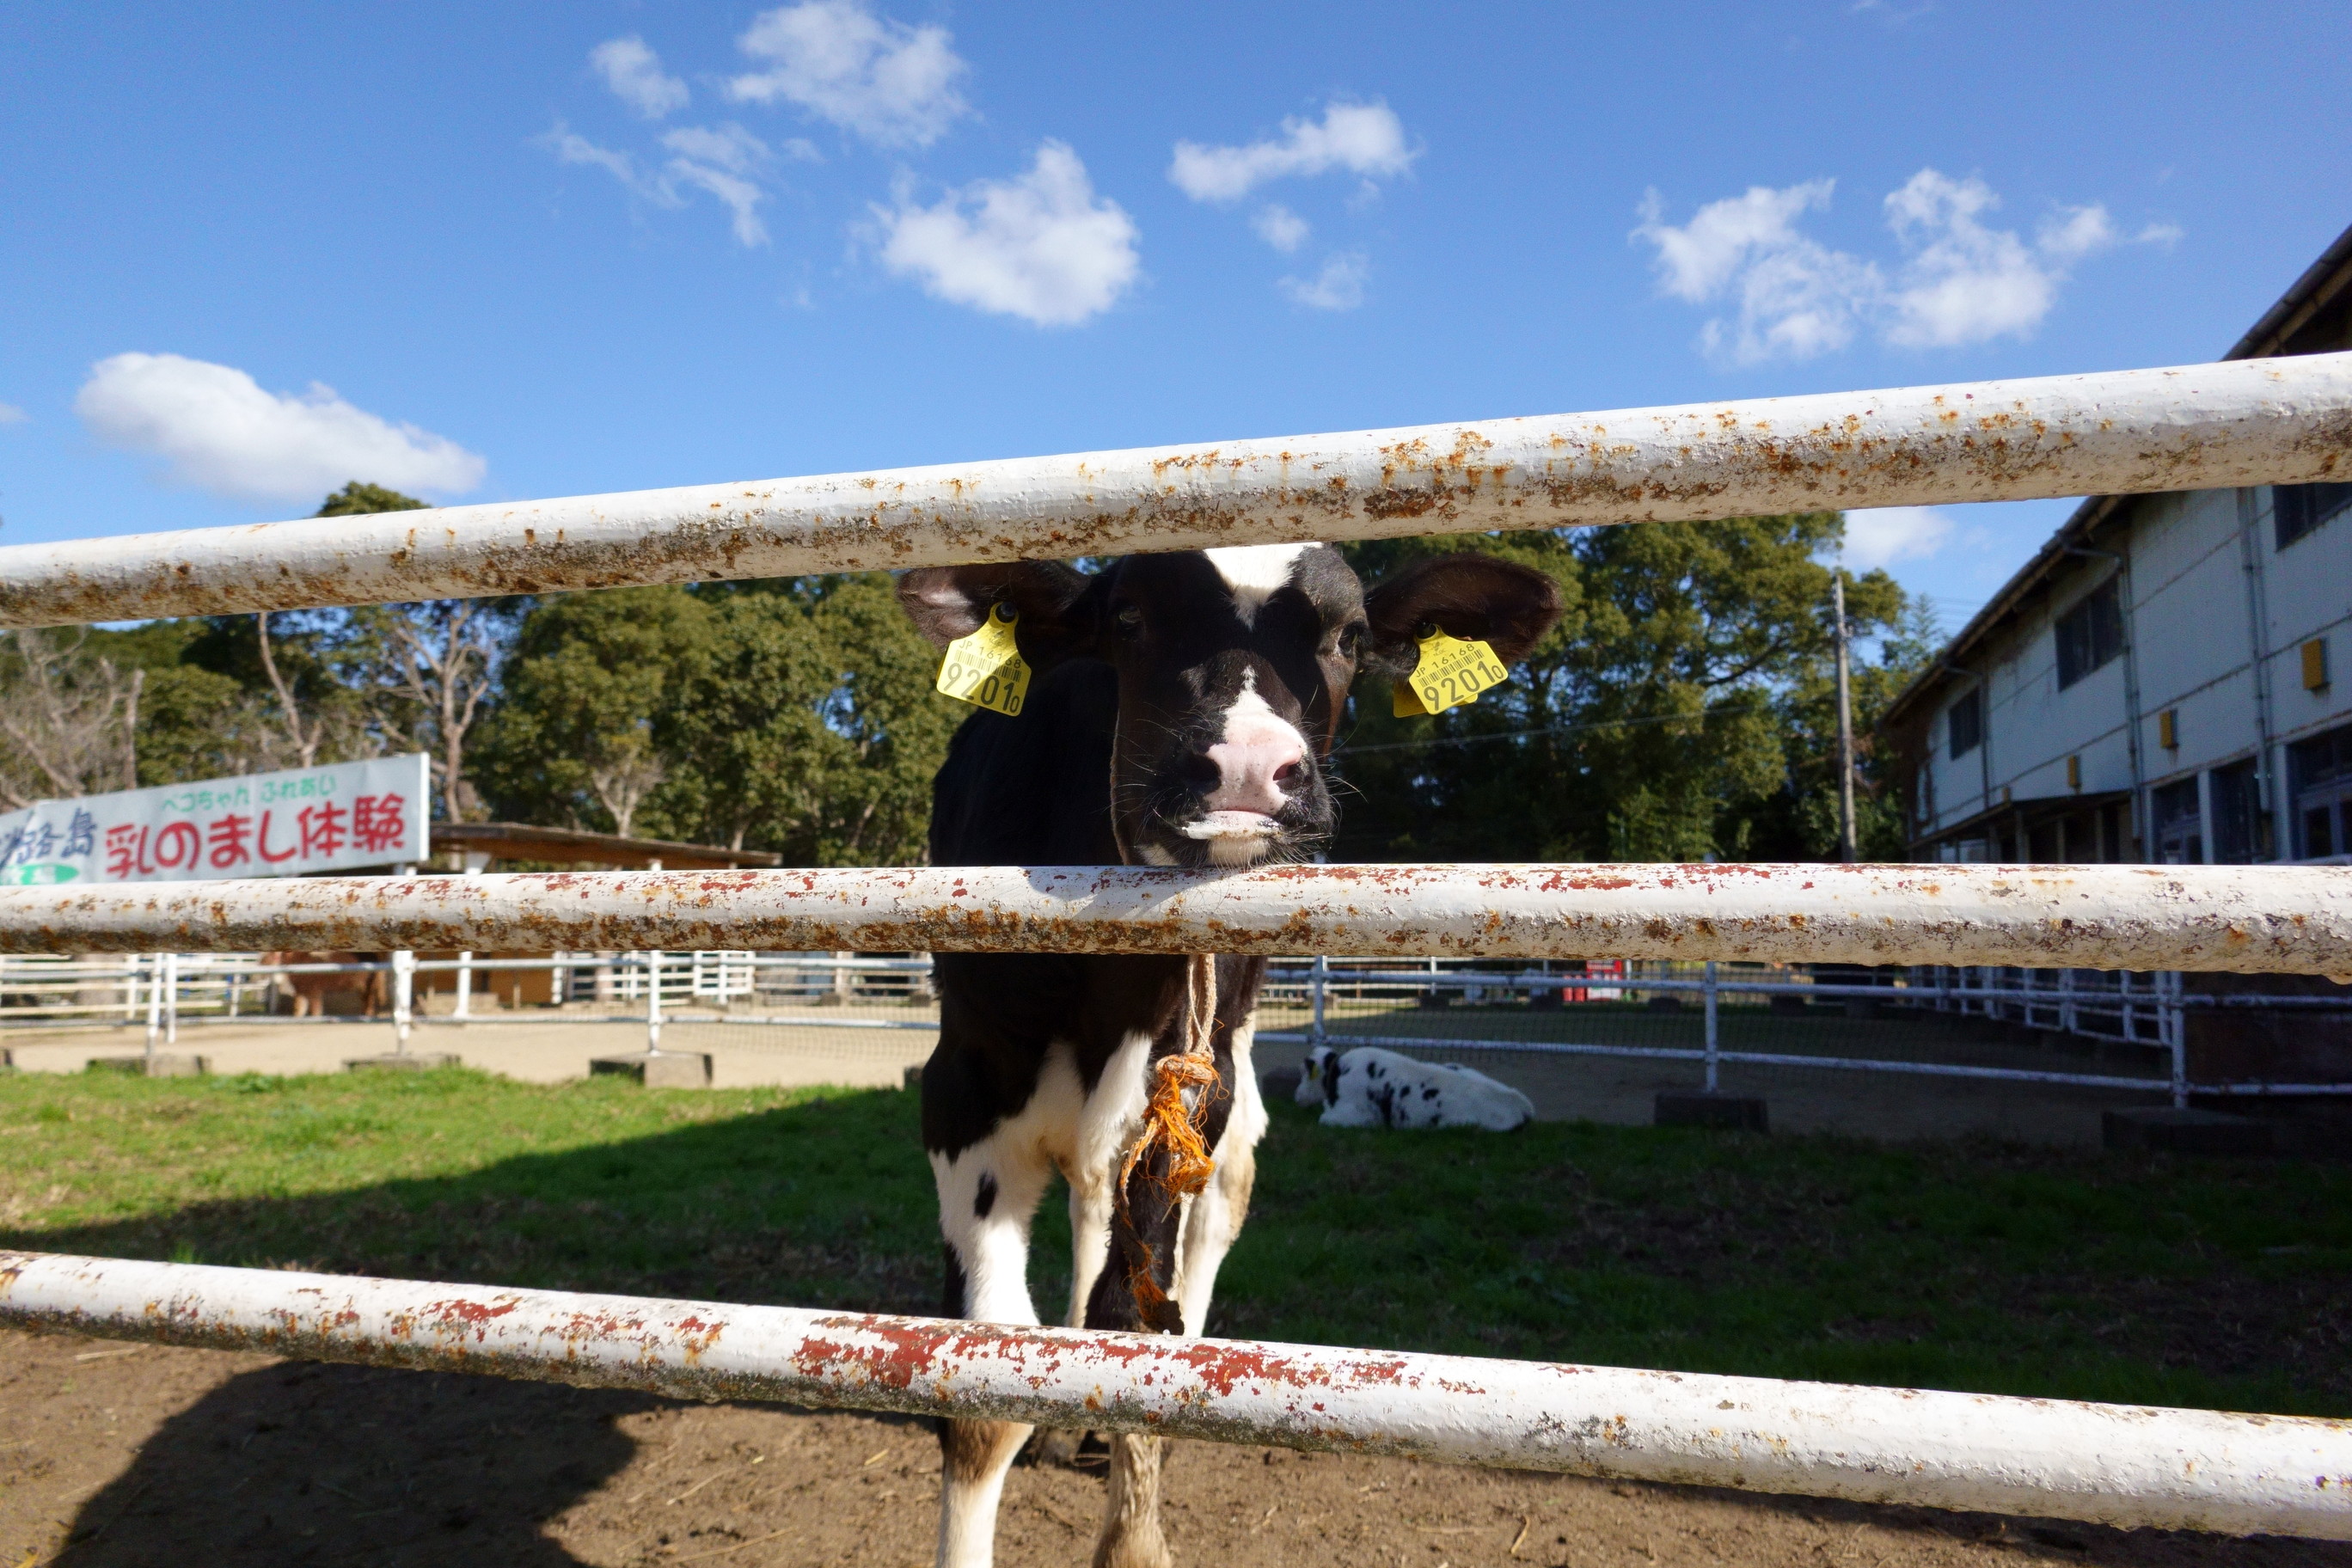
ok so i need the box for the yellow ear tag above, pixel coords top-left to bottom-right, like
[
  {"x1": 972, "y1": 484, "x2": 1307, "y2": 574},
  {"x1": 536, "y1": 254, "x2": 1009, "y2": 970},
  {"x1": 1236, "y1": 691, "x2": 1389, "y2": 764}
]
[
  {"x1": 1392, "y1": 628, "x2": 1509, "y2": 717},
  {"x1": 936, "y1": 603, "x2": 1031, "y2": 716}
]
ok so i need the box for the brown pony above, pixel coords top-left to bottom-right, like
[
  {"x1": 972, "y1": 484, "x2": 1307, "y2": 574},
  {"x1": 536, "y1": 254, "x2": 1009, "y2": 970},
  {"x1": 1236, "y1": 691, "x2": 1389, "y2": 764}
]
[{"x1": 262, "y1": 952, "x2": 389, "y2": 1018}]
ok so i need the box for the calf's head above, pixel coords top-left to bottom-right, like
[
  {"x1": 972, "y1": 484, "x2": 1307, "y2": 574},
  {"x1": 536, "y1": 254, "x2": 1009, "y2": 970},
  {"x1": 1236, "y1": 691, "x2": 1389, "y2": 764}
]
[{"x1": 898, "y1": 545, "x2": 1560, "y2": 867}]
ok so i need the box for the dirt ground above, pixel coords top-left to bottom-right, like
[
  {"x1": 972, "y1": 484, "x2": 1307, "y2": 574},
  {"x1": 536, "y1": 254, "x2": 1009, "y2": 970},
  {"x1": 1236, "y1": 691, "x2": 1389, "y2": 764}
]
[{"x1": 2, "y1": 1329, "x2": 2341, "y2": 1568}]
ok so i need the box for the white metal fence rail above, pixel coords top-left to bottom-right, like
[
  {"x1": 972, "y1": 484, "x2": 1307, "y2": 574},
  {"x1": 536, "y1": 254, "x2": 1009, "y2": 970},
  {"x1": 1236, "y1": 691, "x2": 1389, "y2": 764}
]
[
  {"x1": 1, "y1": 862, "x2": 2347, "y2": 973},
  {"x1": 3, "y1": 354, "x2": 2348, "y2": 626},
  {"x1": 3, "y1": 360, "x2": 2350, "y2": 1535},
  {"x1": 3, "y1": 1252, "x2": 2347, "y2": 1541}
]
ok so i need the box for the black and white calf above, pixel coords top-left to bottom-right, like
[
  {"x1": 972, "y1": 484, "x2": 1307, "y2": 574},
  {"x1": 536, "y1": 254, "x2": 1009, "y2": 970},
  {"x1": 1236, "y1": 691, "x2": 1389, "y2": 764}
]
[
  {"x1": 897, "y1": 544, "x2": 1559, "y2": 1568},
  {"x1": 1293, "y1": 1044, "x2": 1535, "y2": 1131}
]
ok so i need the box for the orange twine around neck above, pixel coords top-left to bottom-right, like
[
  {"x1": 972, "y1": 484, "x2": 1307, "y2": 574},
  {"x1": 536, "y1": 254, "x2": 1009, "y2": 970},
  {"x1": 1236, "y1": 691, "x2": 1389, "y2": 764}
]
[{"x1": 1117, "y1": 953, "x2": 1222, "y2": 1324}]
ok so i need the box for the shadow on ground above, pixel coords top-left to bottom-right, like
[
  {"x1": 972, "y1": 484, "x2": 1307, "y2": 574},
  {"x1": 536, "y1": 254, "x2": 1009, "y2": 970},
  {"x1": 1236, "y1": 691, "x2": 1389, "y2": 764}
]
[{"x1": 51, "y1": 1362, "x2": 655, "y2": 1567}]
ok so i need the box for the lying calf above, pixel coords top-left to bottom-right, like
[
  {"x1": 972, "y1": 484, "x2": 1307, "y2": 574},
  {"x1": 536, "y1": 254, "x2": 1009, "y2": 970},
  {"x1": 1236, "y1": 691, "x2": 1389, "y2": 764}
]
[{"x1": 1294, "y1": 1044, "x2": 1534, "y2": 1131}]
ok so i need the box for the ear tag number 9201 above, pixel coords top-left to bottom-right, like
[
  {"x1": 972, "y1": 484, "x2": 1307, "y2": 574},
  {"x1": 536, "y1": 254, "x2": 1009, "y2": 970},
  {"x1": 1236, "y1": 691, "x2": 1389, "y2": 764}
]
[
  {"x1": 937, "y1": 603, "x2": 1031, "y2": 717},
  {"x1": 1393, "y1": 629, "x2": 1509, "y2": 717}
]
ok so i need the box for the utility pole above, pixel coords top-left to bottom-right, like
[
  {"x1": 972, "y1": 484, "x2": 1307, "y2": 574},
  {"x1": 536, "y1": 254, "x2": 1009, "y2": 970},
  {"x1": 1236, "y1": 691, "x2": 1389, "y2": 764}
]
[{"x1": 1833, "y1": 573, "x2": 1859, "y2": 863}]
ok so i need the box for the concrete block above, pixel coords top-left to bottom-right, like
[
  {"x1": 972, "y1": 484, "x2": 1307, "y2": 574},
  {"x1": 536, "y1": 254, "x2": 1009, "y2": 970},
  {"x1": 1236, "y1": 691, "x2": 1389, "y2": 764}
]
[
  {"x1": 591, "y1": 1050, "x2": 713, "y2": 1088},
  {"x1": 1655, "y1": 1091, "x2": 1767, "y2": 1132},
  {"x1": 2103, "y1": 1106, "x2": 2275, "y2": 1155},
  {"x1": 345, "y1": 1052, "x2": 462, "y2": 1073},
  {"x1": 86, "y1": 1053, "x2": 210, "y2": 1077}
]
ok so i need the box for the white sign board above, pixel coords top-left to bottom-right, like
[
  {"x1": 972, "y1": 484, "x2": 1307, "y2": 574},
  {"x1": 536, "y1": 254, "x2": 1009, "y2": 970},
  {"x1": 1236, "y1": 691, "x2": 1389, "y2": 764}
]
[{"x1": 0, "y1": 755, "x2": 430, "y2": 886}]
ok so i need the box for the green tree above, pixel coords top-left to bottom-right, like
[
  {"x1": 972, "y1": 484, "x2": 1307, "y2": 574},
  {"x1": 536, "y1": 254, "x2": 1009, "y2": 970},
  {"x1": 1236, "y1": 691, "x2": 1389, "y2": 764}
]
[
  {"x1": 475, "y1": 575, "x2": 955, "y2": 864},
  {"x1": 472, "y1": 586, "x2": 712, "y2": 837},
  {"x1": 1331, "y1": 514, "x2": 1912, "y2": 863}
]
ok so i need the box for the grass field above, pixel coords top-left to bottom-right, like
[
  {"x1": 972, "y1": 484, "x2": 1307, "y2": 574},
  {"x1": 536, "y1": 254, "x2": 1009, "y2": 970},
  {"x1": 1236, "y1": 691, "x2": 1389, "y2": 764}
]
[{"x1": 0, "y1": 1066, "x2": 2345, "y2": 1418}]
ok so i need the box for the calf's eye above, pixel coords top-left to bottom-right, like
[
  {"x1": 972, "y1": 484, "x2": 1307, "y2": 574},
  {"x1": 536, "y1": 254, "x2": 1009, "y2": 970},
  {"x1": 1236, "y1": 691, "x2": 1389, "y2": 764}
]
[
  {"x1": 1113, "y1": 605, "x2": 1144, "y2": 639},
  {"x1": 1337, "y1": 623, "x2": 1364, "y2": 658}
]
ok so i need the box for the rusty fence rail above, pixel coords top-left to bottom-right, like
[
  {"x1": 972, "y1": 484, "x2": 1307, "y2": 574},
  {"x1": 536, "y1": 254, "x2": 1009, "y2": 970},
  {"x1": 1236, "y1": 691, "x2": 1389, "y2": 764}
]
[
  {"x1": 1, "y1": 1251, "x2": 2345, "y2": 1540},
  {"x1": 2, "y1": 862, "x2": 2349, "y2": 974},
  {"x1": 3, "y1": 353, "x2": 2349, "y2": 626}
]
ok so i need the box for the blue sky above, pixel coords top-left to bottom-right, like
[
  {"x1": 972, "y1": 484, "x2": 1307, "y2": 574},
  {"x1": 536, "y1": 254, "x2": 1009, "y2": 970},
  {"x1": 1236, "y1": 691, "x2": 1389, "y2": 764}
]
[{"x1": 3, "y1": 2, "x2": 2348, "y2": 635}]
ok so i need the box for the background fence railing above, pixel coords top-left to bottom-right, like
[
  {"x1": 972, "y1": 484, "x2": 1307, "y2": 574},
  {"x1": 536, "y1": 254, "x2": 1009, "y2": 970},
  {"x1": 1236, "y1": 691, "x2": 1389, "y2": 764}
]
[{"x1": 11, "y1": 948, "x2": 2346, "y2": 1109}]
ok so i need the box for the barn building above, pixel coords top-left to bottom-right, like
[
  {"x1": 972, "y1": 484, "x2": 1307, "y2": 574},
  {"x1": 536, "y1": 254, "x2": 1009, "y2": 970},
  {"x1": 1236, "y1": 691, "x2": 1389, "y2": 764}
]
[{"x1": 1887, "y1": 224, "x2": 2352, "y2": 872}]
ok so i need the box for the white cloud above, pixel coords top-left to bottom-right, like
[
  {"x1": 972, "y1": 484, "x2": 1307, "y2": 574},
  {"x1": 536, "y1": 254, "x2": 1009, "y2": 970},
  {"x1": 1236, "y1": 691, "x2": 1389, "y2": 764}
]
[
  {"x1": 1842, "y1": 505, "x2": 1956, "y2": 571},
  {"x1": 75, "y1": 353, "x2": 485, "y2": 504},
  {"x1": 1639, "y1": 182, "x2": 1873, "y2": 360},
  {"x1": 1253, "y1": 204, "x2": 1309, "y2": 253},
  {"x1": 1883, "y1": 170, "x2": 2086, "y2": 348},
  {"x1": 591, "y1": 36, "x2": 689, "y2": 119},
  {"x1": 1635, "y1": 180, "x2": 1836, "y2": 301},
  {"x1": 1280, "y1": 252, "x2": 1369, "y2": 312},
  {"x1": 660, "y1": 123, "x2": 769, "y2": 175},
  {"x1": 1169, "y1": 101, "x2": 1416, "y2": 203},
  {"x1": 876, "y1": 142, "x2": 1140, "y2": 327},
  {"x1": 0, "y1": 404, "x2": 25, "y2": 426},
  {"x1": 658, "y1": 123, "x2": 776, "y2": 245},
  {"x1": 727, "y1": 0, "x2": 968, "y2": 149},
  {"x1": 1636, "y1": 182, "x2": 1877, "y2": 362},
  {"x1": 1634, "y1": 170, "x2": 2172, "y2": 363},
  {"x1": 547, "y1": 123, "x2": 775, "y2": 248},
  {"x1": 667, "y1": 162, "x2": 769, "y2": 247},
  {"x1": 548, "y1": 126, "x2": 658, "y2": 193}
]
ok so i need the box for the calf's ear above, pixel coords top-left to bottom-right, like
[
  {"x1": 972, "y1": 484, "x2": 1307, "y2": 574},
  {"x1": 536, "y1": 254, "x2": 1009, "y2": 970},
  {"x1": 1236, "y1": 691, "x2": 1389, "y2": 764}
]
[
  {"x1": 896, "y1": 560, "x2": 1101, "y2": 668},
  {"x1": 1360, "y1": 553, "x2": 1564, "y2": 679}
]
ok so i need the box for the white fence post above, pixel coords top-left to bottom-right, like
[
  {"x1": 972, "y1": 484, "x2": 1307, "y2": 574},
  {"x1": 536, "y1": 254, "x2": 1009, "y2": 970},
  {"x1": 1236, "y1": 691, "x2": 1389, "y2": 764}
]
[
  {"x1": 163, "y1": 952, "x2": 179, "y2": 1046},
  {"x1": 1703, "y1": 960, "x2": 1720, "y2": 1093},
  {"x1": 1310, "y1": 954, "x2": 1328, "y2": 1052},
  {"x1": 391, "y1": 950, "x2": 415, "y2": 1053},
  {"x1": 2165, "y1": 971, "x2": 2188, "y2": 1108},
  {"x1": 142, "y1": 953, "x2": 162, "y2": 1057},
  {"x1": 645, "y1": 951, "x2": 665, "y2": 1054}
]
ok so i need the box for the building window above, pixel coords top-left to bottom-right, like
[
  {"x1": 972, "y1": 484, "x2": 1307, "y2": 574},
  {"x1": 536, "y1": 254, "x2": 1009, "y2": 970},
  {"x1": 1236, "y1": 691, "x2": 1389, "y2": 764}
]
[
  {"x1": 1947, "y1": 686, "x2": 1981, "y2": 759},
  {"x1": 2211, "y1": 756, "x2": 2269, "y2": 864},
  {"x1": 2275, "y1": 482, "x2": 2352, "y2": 551},
  {"x1": 2151, "y1": 776, "x2": 2203, "y2": 865},
  {"x1": 2289, "y1": 722, "x2": 2352, "y2": 861},
  {"x1": 2055, "y1": 577, "x2": 2124, "y2": 689}
]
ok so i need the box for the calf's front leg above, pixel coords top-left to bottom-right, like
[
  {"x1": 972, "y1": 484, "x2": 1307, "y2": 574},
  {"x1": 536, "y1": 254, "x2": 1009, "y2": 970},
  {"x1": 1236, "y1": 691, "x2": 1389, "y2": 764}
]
[{"x1": 929, "y1": 1130, "x2": 1052, "y2": 1568}]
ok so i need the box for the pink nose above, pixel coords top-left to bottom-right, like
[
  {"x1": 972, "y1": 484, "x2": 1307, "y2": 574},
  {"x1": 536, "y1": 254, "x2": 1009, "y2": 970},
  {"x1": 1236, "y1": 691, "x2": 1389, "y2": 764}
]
[{"x1": 1203, "y1": 722, "x2": 1307, "y2": 818}]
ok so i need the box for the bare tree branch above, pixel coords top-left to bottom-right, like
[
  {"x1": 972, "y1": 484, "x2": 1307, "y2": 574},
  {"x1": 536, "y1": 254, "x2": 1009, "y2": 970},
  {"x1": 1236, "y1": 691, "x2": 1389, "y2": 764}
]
[
  {"x1": 0, "y1": 630, "x2": 138, "y2": 808},
  {"x1": 254, "y1": 611, "x2": 322, "y2": 768}
]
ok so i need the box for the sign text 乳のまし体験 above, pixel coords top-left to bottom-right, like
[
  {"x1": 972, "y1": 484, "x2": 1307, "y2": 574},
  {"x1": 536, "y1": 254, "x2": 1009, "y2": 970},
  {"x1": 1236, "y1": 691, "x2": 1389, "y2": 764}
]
[{"x1": 0, "y1": 755, "x2": 430, "y2": 885}]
